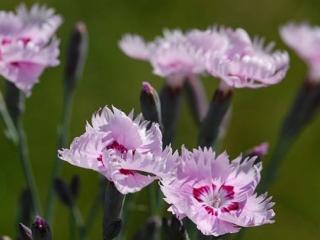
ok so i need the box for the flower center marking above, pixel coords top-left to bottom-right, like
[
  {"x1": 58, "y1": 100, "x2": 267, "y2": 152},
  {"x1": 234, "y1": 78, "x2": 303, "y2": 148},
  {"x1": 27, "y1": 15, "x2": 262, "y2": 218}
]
[{"x1": 193, "y1": 184, "x2": 239, "y2": 216}]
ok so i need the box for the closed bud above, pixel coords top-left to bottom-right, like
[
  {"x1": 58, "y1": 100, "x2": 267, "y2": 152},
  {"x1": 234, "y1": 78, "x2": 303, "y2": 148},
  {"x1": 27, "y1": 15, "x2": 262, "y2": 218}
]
[
  {"x1": 31, "y1": 217, "x2": 51, "y2": 240},
  {"x1": 54, "y1": 178, "x2": 73, "y2": 207},
  {"x1": 64, "y1": 22, "x2": 88, "y2": 93},
  {"x1": 140, "y1": 82, "x2": 162, "y2": 128},
  {"x1": 69, "y1": 175, "x2": 80, "y2": 200},
  {"x1": 0, "y1": 236, "x2": 12, "y2": 240}
]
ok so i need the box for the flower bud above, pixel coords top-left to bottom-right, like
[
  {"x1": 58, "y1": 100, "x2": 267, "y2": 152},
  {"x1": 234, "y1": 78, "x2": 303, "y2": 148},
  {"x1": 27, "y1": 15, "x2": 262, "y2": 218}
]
[
  {"x1": 140, "y1": 82, "x2": 162, "y2": 128},
  {"x1": 64, "y1": 22, "x2": 88, "y2": 93},
  {"x1": 69, "y1": 175, "x2": 80, "y2": 201},
  {"x1": 54, "y1": 178, "x2": 73, "y2": 207},
  {"x1": 31, "y1": 217, "x2": 51, "y2": 240}
]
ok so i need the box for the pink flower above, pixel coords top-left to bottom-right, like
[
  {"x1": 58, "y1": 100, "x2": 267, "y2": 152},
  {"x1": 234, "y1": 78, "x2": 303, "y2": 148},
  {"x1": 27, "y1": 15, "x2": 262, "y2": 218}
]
[
  {"x1": 280, "y1": 22, "x2": 320, "y2": 81},
  {"x1": 119, "y1": 30, "x2": 206, "y2": 87},
  {"x1": 0, "y1": 4, "x2": 62, "y2": 95},
  {"x1": 160, "y1": 147, "x2": 274, "y2": 236},
  {"x1": 206, "y1": 27, "x2": 289, "y2": 89},
  {"x1": 59, "y1": 106, "x2": 178, "y2": 194}
]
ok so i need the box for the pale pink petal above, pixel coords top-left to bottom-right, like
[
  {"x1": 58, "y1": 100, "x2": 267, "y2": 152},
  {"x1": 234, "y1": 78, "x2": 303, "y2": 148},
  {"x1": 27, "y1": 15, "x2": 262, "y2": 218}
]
[
  {"x1": 206, "y1": 27, "x2": 289, "y2": 88},
  {"x1": 16, "y1": 4, "x2": 62, "y2": 46},
  {"x1": 118, "y1": 34, "x2": 150, "y2": 60}
]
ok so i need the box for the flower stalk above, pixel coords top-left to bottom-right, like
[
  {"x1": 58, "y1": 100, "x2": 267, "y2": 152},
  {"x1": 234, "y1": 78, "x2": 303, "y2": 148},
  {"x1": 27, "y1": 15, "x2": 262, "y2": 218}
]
[
  {"x1": 160, "y1": 84, "x2": 182, "y2": 146},
  {"x1": 0, "y1": 90, "x2": 18, "y2": 143},
  {"x1": 184, "y1": 76, "x2": 208, "y2": 125},
  {"x1": 5, "y1": 82, "x2": 41, "y2": 215},
  {"x1": 45, "y1": 22, "x2": 88, "y2": 223},
  {"x1": 103, "y1": 181, "x2": 125, "y2": 240},
  {"x1": 198, "y1": 88, "x2": 233, "y2": 148},
  {"x1": 261, "y1": 80, "x2": 320, "y2": 191}
]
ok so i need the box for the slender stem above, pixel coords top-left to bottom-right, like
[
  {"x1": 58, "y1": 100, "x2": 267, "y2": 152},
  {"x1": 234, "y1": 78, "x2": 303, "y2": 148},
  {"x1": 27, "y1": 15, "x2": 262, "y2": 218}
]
[
  {"x1": 15, "y1": 94, "x2": 42, "y2": 215},
  {"x1": 45, "y1": 90, "x2": 74, "y2": 222},
  {"x1": 259, "y1": 136, "x2": 292, "y2": 192},
  {"x1": 82, "y1": 178, "x2": 105, "y2": 238},
  {"x1": 103, "y1": 181, "x2": 125, "y2": 240},
  {"x1": 0, "y1": 90, "x2": 18, "y2": 143},
  {"x1": 148, "y1": 183, "x2": 159, "y2": 215},
  {"x1": 71, "y1": 204, "x2": 85, "y2": 240}
]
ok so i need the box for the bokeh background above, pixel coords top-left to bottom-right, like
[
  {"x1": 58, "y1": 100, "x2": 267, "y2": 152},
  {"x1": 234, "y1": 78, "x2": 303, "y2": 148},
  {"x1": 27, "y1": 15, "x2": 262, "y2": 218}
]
[{"x1": 0, "y1": 0, "x2": 320, "y2": 239}]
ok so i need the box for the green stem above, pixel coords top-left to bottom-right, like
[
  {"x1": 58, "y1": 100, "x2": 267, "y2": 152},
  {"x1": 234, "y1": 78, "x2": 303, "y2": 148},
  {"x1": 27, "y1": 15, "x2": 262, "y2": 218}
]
[
  {"x1": 82, "y1": 179, "x2": 105, "y2": 238},
  {"x1": 71, "y1": 204, "x2": 85, "y2": 240},
  {"x1": 15, "y1": 94, "x2": 42, "y2": 215},
  {"x1": 259, "y1": 136, "x2": 292, "y2": 193},
  {"x1": 148, "y1": 183, "x2": 159, "y2": 216},
  {"x1": 45, "y1": 90, "x2": 74, "y2": 222},
  {"x1": 0, "y1": 90, "x2": 18, "y2": 143}
]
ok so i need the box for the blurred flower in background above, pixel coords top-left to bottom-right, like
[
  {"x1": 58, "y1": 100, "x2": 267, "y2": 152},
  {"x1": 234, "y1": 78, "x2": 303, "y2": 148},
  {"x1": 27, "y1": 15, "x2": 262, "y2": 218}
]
[{"x1": 0, "y1": 4, "x2": 61, "y2": 95}]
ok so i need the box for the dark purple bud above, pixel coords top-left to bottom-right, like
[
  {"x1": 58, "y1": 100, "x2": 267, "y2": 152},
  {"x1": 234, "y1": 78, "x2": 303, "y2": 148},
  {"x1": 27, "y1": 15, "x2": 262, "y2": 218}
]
[
  {"x1": 31, "y1": 216, "x2": 51, "y2": 240},
  {"x1": 140, "y1": 82, "x2": 162, "y2": 128},
  {"x1": 69, "y1": 175, "x2": 80, "y2": 200},
  {"x1": 64, "y1": 22, "x2": 88, "y2": 93},
  {"x1": 18, "y1": 223, "x2": 32, "y2": 240},
  {"x1": 54, "y1": 178, "x2": 73, "y2": 207}
]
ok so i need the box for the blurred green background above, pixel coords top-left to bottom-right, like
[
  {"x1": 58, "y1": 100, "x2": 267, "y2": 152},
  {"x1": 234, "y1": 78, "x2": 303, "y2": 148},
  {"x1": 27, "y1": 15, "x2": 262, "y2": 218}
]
[{"x1": 0, "y1": 0, "x2": 320, "y2": 239}]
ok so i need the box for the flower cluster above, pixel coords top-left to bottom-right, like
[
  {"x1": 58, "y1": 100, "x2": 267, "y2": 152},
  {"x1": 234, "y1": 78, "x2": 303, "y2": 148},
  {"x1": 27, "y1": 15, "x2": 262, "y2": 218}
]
[
  {"x1": 0, "y1": 4, "x2": 61, "y2": 95},
  {"x1": 119, "y1": 27, "x2": 289, "y2": 89},
  {"x1": 59, "y1": 106, "x2": 274, "y2": 236}
]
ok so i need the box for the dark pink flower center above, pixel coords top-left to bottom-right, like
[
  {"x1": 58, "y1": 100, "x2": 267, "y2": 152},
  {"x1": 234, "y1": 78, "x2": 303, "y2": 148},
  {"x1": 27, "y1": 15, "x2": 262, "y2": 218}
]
[
  {"x1": 97, "y1": 141, "x2": 137, "y2": 176},
  {"x1": 119, "y1": 168, "x2": 135, "y2": 175},
  {"x1": 1, "y1": 38, "x2": 12, "y2": 45},
  {"x1": 20, "y1": 37, "x2": 31, "y2": 45},
  {"x1": 192, "y1": 184, "x2": 239, "y2": 216},
  {"x1": 106, "y1": 141, "x2": 128, "y2": 154}
]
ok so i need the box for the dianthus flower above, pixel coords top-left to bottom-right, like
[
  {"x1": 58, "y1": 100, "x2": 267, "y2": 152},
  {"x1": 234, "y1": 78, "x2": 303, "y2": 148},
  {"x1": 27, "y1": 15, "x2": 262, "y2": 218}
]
[
  {"x1": 161, "y1": 147, "x2": 274, "y2": 236},
  {"x1": 206, "y1": 27, "x2": 289, "y2": 89},
  {"x1": 0, "y1": 4, "x2": 61, "y2": 94},
  {"x1": 59, "y1": 106, "x2": 178, "y2": 194}
]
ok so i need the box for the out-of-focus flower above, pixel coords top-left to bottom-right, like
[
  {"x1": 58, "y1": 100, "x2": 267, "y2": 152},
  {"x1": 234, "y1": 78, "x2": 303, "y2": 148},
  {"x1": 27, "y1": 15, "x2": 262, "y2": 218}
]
[
  {"x1": 206, "y1": 27, "x2": 289, "y2": 89},
  {"x1": 160, "y1": 147, "x2": 274, "y2": 236},
  {"x1": 0, "y1": 4, "x2": 62, "y2": 95},
  {"x1": 280, "y1": 22, "x2": 320, "y2": 82},
  {"x1": 59, "y1": 106, "x2": 178, "y2": 194},
  {"x1": 119, "y1": 30, "x2": 207, "y2": 87}
]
